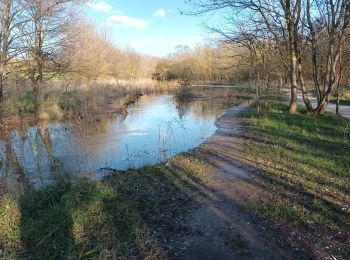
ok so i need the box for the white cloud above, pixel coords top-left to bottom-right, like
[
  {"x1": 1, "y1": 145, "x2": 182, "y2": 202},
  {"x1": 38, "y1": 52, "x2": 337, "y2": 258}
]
[
  {"x1": 107, "y1": 15, "x2": 148, "y2": 29},
  {"x1": 153, "y1": 9, "x2": 166, "y2": 18},
  {"x1": 87, "y1": 1, "x2": 113, "y2": 13}
]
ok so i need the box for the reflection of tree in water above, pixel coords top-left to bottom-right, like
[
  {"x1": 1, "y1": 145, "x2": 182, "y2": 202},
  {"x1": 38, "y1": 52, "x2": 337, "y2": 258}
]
[
  {"x1": 0, "y1": 122, "x2": 69, "y2": 195},
  {"x1": 0, "y1": 89, "x2": 252, "y2": 195},
  {"x1": 174, "y1": 87, "x2": 247, "y2": 120},
  {"x1": 38, "y1": 122, "x2": 53, "y2": 157},
  {"x1": 37, "y1": 123, "x2": 65, "y2": 180},
  {"x1": 174, "y1": 95, "x2": 191, "y2": 119},
  {"x1": 69, "y1": 115, "x2": 112, "y2": 136},
  {"x1": 0, "y1": 134, "x2": 29, "y2": 195}
]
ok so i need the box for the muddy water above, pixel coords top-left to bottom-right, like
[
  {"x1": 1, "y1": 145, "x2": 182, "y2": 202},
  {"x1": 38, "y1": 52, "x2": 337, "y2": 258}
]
[{"x1": 0, "y1": 90, "x2": 241, "y2": 193}]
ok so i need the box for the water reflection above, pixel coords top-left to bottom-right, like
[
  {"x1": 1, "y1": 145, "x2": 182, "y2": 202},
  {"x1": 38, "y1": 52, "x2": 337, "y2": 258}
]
[{"x1": 1, "y1": 91, "x2": 241, "y2": 192}]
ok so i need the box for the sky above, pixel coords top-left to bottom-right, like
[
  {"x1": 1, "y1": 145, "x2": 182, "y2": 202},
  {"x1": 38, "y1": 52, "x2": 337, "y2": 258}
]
[{"x1": 85, "y1": 0, "x2": 207, "y2": 57}]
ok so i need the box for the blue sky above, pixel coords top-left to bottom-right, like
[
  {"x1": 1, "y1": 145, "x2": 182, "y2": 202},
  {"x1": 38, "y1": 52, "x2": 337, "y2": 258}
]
[{"x1": 85, "y1": 0, "x2": 207, "y2": 57}]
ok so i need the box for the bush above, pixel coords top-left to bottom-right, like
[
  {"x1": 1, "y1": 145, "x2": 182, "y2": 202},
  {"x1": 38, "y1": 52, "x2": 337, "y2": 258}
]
[
  {"x1": 38, "y1": 97, "x2": 63, "y2": 121},
  {"x1": 58, "y1": 92, "x2": 81, "y2": 111},
  {"x1": 16, "y1": 91, "x2": 39, "y2": 114},
  {"x1": 0, "y1": 98, "x2": 19, "y2": 116}
]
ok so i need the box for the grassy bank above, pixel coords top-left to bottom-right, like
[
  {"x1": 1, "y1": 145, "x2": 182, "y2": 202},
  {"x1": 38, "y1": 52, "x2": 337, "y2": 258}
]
[
  {"x1": 0, "y1": 154, "x2": 209, "y2": 258},
  {"x1": 243, "y1": 101, "x2": 349, "y2": 253}
]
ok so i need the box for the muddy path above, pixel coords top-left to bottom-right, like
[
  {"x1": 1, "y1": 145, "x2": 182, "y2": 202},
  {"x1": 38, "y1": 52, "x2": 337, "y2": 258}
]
[{"x1": 170, "y1": 105, "x2": 307, "y2": 259}]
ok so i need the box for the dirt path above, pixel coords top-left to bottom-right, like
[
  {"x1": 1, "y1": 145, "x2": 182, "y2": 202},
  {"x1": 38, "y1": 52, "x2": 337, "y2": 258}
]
[{"x1": 171, "y1": 105, "x2": 304, "y2": 259}]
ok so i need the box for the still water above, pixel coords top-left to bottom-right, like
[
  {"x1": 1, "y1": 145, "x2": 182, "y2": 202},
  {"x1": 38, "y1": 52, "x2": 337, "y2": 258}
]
[{"x1": 1, "y1": 93, "x2": 238, "y2": 192}]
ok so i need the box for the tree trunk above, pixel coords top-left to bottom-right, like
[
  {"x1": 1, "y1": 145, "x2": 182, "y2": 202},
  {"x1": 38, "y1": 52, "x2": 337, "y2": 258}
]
[
  {"x1": 288, "y1": 49, "x2": 298, "y2": 114},
  {"x1": 0, "y1": 0, "x2": 12, "y2": 101},
  {"x1": 315, "y1": 37, "x2": 340, "y2": 114},
  {"x1": 297, "y1": 59, "x2": 314, "y2": 112},
  {"x1": 306, "y1": 0, "x2": 321, "y2": 104},
  {"x1": 33, "y1": 15, "x2": 43, "y2": 93},
  {"x1": 291, "y1": 4, "x2": 313, "y2": 113},
  {"x1": 336, "y1": 85, "x2": 340, "y2": 114},
  {"x1": 278, "y1": 77, "x2": 282, "y2": 92},
  {"x1": 285, "y1": 1, "x2": 298, "y2": 114},
  {"x1": 0, "y1": 73, "x2": 4, "y2": 100},
  {"x1": 316, "y1": 96, "x2": 330, "y2": 114},
  {"x1": 290, "y1": 82, "x2": 298, "y2": 113},
  {"x1": 255, "y1": 65, "x2": 261, "y2": 98},
  {"x1": 248, "y1": 61, "x2": 253, "y2": 89},
  {"x1": 335, "y1": 40, "x2": 344, "y2": 115}
]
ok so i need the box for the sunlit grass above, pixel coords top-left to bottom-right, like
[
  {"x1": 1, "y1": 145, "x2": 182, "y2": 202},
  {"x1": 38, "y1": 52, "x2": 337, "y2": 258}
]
[{"x1": 244, "y1": 102, "x2": 350, "y2": 229}]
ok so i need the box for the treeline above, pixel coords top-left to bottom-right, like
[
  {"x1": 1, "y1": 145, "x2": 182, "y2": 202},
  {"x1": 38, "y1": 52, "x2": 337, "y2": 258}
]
[
  {"x1": 185, "y1": 0, "x2": 350, "y2": 114},
  {"x1": 67, "y1": 21, "x2": 157, "y2": 81},
  {"x1": 0, "y1": 0, "x2": 158, "y2": 100},
  {"x1": 3, "y1": 0, "x2": 349, "y2": 116},
  {"x1": 0, "y1": 0, "x2": 272, "y2": 105},
  {"x1": 0, "y1": 0, "x2": 245, "y2": 102},
  {"x1": 0, "y1": 0, "x2": 253, "y2": 102},
  {"x1": 152, "y1": 44, "x2": 252, "y2": 84}
]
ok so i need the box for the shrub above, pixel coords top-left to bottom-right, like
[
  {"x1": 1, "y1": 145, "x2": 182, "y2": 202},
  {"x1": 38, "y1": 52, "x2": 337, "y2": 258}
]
[
  {"x1": 16, "y1": 92, "x2": 39, "y2": 114},
  {"x1": 58, "y1": 92, "x2": 81, "y2": 111}
]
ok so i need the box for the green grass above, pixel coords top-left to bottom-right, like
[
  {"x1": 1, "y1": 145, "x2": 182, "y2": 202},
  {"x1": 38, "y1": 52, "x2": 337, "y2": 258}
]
[
  {"x1": 244, "y1": 102, "x2": 350, "y2": 230},
  {"x1": 0, "y1": 154, "x2": 209, "y2": 259}
]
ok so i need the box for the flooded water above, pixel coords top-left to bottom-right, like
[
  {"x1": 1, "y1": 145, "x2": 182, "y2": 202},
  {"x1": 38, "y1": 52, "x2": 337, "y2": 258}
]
[{"x1": 0, "y1": 89, "x2": 243, "y2": 193}]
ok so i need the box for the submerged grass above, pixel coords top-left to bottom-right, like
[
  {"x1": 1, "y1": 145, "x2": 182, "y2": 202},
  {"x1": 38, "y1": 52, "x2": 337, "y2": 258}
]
[
  {"x1": 244, "y1": 102, "x2": 350, "y2": 231},
  {"x1": 0, "y1": 80, "x2": 177, "y2": 121},
  {"x1": 0, "y1": 154, "x2": 209, "y2": 258},
  {"x1": 0, "y1": 87, "x2": 128, "y2": 118}
]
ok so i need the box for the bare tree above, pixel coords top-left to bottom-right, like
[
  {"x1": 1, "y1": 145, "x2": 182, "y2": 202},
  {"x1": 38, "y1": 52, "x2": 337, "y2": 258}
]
[
  {"x1": 306, "y1": 0, "x2": 350, "y2": 114},
  {"x1": 183, "y1": 0, "x2": 320, "y2": 113},
  {"x1": 0, "y1": 0, "x2": 22, "y2": 100},
  {"x1": 0, "y1": 0, "x2": 12, "y2": 99},
  {"x1": 20, "y1": 0, "x2": 82, "y2": 93}
]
